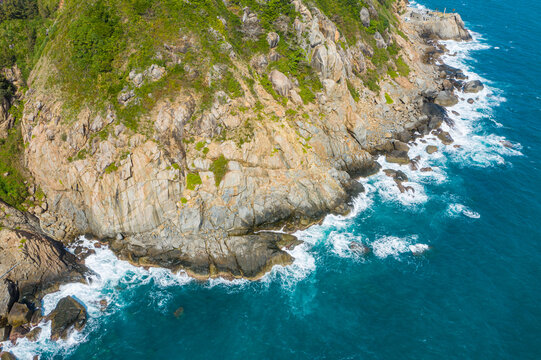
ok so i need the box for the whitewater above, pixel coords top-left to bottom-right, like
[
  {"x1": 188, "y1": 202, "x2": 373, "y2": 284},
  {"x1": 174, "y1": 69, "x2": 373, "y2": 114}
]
[{"x1": 3, "y1": 0, "x2": 539, "y2": 358}]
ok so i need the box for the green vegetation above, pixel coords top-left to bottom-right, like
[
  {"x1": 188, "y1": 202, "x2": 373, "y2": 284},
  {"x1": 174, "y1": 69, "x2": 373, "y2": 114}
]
[
  {"x1": 362, "y1": 69, "x2": 380, "y2": 92},
  {"x1": 209, "y1": 154, "x2": 228, "y2": 187},
  {"x1": 385, "y1": 93, "x2": 393, "y2": 104},
  {"x1": 180, "y1": 197, "x2": 188, "y2": 204},
  {"x1": 347, "y1": 80, "x2": 360, "y2": 102},
  {"x1": 0, "y1": 102, "x2": 28, "y2": 209},
  {"x1": 395, "y1": 56, "x2": 410, "y2": 77},
  {"x1": 104, "y1": 162, "x2": 119, "y2": 174},
  {"x1": 185, "y1": 172, "x2": 202, "y2": 190}
]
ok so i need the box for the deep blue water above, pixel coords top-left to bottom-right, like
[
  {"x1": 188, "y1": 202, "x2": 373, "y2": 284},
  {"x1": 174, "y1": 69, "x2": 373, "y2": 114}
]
[{"x1": 6, "y1": 0, "x2": 541, "y2": 358}]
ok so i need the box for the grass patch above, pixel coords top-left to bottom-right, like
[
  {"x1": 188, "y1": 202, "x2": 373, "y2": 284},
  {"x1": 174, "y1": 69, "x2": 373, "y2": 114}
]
[
  {"x1": 385, "y1": 93, "x2": 393, "y2": 104},
  {"x1": 186, "y1": 172, "x2": 202, "y2": 190},
  {"x1": 209, "y1": 154, "x2": 228, "y2": 187}
]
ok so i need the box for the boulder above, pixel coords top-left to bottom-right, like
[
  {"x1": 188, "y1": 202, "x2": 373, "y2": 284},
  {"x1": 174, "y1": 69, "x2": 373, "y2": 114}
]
[
  {"x1": 47, "y1": 296, "x2": 87, "y2": 341},
  {"x1": 266, "y1": 32, "x2": 280, "y2": 48},
  {"x1": 437, "y1": 131, "x2": 454, "y2": 145},
  {"x1": 393, "y1": 140, "x2": 410, "y2": 152},
  {"x1": 463, "y1": 80, "x2": 484, "y2": 93},
  {"x1": 0, "y1": 352, "x2": 17, "y2": 360},
  {"x1": 360, "y1": 7, "x2": 370, "y2": 27},
  {"x1": 7, "y1": 303, "x2": 30, "y2": 328},
  {"x1": 434, "y1": 91, "x2": 458, "y2": 107},
  {"x1": 349, "y1": 242, "x2": 370, "y2": 255},
  {"x1": 422, "y1": 102, "x2": 449, "y2": 130},
  {"x1": 413, "y1": 11, "x2": 472, "y2": 41},
  {"x1": 385, "y1": 150, "x2": 410, "y2": 165},
  {"x1": 426, "y1": 145, "x2": 438, "y2": 154},
  {"x1": 383, "y1": 169, "x2": 408, "y2": 182},
  {"x1": 268, "y1": 70, "x2": 292, "y2": 97},
  {"x1": 374, "y1": 31, "x2": 387, "y2": 48}
]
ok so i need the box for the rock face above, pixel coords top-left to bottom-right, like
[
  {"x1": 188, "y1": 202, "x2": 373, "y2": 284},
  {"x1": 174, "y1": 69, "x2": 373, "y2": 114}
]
[
  {"x1": 47, "y1": 296, "x2": 87, "y2": 341},
  {"x1": 0, "y1": 201, "x2": 86, "y2": 340},
  {"x1": 409, "y1": 10, "x2": 472, "y2": 41},
  {"x1": 11, "y1": 0, "x2": 471, "y2": 283}
]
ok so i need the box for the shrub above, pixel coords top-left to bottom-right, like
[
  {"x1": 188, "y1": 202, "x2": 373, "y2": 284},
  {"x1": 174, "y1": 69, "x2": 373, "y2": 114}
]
[
  {"x1": 186, "y1": 172, "x2": 202, "y2": 190},
  {"x1": 347, "y1": 80, "x2": 360, "y2": 102},
  {"x1": 68, "y1": 0, "x2": 123, "y2": 76},
  {"x1": 209, "y1": 154, "x2": 228, "y2": 187},
  {"x1": 385, "y1": 93, "x2": 393, "y2": 104},
  {"x1": 396, "y1": 56, "x2": 410, "y2": 77}
]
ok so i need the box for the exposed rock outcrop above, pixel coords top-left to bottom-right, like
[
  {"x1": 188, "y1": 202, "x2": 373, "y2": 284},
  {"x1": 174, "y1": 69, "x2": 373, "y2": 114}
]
[{"x1": 408, "y1": 10, "x2": 472, "y2": 41}]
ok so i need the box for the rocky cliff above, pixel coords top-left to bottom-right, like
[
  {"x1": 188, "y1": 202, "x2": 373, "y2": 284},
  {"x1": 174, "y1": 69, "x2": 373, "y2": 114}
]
[{"x1": 0, "y1": 0, "x2": 473, "y2": 280}]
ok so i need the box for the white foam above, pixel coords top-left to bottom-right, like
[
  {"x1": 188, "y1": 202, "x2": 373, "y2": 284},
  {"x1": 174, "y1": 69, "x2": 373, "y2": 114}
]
[
  {"x1": 0, "y1": 237, "x2": 194, "y2": 360},
  {"x1": 371, "y1": 235, "x2": 428, "y2": 259},
  {"x1": 447, "y1": 203, "x2": 481, "y2": 219},
  {"x1": 264, "y1": 242, "x2": 316, "y2": 288}
]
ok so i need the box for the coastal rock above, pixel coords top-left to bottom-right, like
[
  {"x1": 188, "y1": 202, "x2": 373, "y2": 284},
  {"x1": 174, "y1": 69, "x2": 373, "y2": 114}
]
[
  {"x1": 434, "y1": 91, "x2": 458, "y2": 107},
  {"x1": 0, "y1": 352, "x2": 17, "y2": 360},
  {"x1": 385, "y1": 150, "x2": 410, "y2": 165},
  {"x1": 463, "y1": 80, "x2": 484, "y2": 93},
  {"x1": 393, "y1": 141, "x2": 410, "y2": 152},
  {"x1": 426, "y1": 145, "x2": 438, "y2": 154},
  {"x1": 349, "y1": 242, "x2": 370, "y2": 255},
  {"x1": 422, "y1": 102, "x2": 450, "y2": 130},
  {"x1": 410, "y1": 11, "x2": 472, "y2": 41},
  {"x1": 47, "y1": 296, "x2": 87, "y2": 341},
  {"x1": 7, "y1": 303, "x2": 30, "y2": 328},
  {"x1": 437, "y1": 131, "x2": 454, "y2": 145}
]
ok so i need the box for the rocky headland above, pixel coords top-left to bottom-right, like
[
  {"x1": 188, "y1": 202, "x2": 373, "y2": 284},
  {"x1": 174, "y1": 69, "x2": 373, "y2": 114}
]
[{"x1": 0, "y1": 0, "x2": 480, "y2": 350}]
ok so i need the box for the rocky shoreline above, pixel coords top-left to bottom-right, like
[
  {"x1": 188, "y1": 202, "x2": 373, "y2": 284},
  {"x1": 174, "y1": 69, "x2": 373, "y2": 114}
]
[{"x1": 0, "y1": 2, "x2": 484, "y2": 355}]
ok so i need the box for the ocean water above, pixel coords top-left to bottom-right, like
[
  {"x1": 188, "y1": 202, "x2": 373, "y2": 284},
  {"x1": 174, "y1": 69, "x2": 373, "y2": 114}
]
[{"x1": 4, "y1": 0, "x2": 541, "y2": 358}]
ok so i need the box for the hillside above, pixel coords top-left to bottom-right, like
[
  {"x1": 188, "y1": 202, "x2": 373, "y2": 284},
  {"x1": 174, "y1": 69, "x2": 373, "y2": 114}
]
[{"x1": 0, "y1": 0, "x2": 470, "y2": 279}]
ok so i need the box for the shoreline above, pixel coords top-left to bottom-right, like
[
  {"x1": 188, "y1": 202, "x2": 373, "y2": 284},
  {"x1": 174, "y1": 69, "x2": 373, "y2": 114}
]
[{"x1": 0, "y1": 2, "x2": 521, "y2": 358}]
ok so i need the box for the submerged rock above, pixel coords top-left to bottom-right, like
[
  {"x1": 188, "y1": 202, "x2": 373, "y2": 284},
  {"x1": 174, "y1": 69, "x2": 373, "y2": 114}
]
[
  {"x1": 47, "y1": 296, "x2": 87, "y2": 341},
  {"x1": 349, "y1": 242, "x2": 371, "y2": 255}
]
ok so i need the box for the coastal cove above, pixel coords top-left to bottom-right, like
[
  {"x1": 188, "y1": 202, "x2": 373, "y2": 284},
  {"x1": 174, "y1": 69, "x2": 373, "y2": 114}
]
[{"x1": 1, "y1": 0, "x2": 541, "y2": 359}]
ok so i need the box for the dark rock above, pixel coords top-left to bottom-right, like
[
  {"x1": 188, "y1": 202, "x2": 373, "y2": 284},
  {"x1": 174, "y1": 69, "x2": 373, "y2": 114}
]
[
  {"x1": 501, "y1": 140, "x2": 514, "y2": 148},
  {"x1": 25, "y1": 327, "x2": 41, "y2": 342},
  {"x1": 9, "y1": 325, "x2": 29, "y2": 344},
  {"x1": 383, "y1": 169, "x2": 408, "y2": 182},
  {"x1": 385, "y1": 150, "x2": 410, "y2": 165},
  {"x1": 426, "y1": 145, "x2": 438, "y2": 154},
  {"x1": 438, "y1": 64, "x2": 467, "y2": 80},
  {"x1": 355, "y1": 160, "x2": 381, "y2": 177},
  {"x1": 463, "y1": 80, "x2": 484, "y2": 93},
  {"x1": 47, "y1": 296, "x2": 87, "y2": 341},
  {"x1": 99, "y1": 299, "x2": 108, "y2": 311},
  {"x1": 174, "y1": 307, "x2": 184, "y2": 318},
  {"x1": 437, "y1": 131, "x2": 454, "y2": 145},
  {"x1": 422, "y1": 102, "x2": 449, "y2": 130},
  {"x1": 467, "y1": 98, "x2": 474, "y2": 104},
  {"x1": 420, "y1": 167, "x2": 433, "y2": 172},
  {"x1": 451, "y1": 110, "x2": 460, "y2": 116},
  {"x1": 349, "y1": 242, "x2": 370, "y2": 255}
]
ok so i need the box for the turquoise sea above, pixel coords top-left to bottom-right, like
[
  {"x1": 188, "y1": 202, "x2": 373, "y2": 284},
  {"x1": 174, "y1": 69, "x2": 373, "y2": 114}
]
[{"x1": 4, "y1": 0, "x2": 541, "y2": 358}]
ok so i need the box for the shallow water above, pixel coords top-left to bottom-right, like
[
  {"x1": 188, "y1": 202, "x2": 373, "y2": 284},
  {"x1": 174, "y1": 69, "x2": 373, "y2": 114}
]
[{"x1": 4, "y1": 0, "x2": 541, "y2": 358}]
